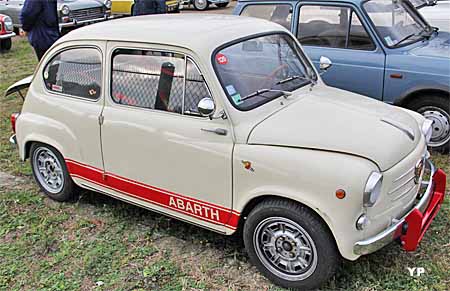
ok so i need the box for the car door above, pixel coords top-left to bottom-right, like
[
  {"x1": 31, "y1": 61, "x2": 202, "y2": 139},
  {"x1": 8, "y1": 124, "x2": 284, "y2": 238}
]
[
  {"x1": 100, "y1": 43, "x2": 236, "y2": 231},
  {"x1": 295, "y1": 3, "x2": 386, "y2": 99}
]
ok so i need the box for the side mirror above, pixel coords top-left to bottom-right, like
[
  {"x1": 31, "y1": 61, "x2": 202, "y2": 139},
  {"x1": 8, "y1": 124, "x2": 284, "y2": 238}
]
[
  {"x1": 197, "y1": 97, "x2": 216, "y2": 118},
  {"x1": 319, "y1": 56, "x2": 332, "y2": 72}
]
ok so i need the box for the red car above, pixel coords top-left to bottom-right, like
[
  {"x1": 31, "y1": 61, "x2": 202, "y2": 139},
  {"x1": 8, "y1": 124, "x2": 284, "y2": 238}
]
[{"x1": 0, "y1": 14, "x2": 15, "y2": 51}]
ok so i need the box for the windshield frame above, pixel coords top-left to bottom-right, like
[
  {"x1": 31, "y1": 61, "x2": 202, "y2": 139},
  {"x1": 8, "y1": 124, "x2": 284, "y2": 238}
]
[
  {"x1": 212, "y1": 31, "x2": 318, "y2": 112},
  {"x1": 361, "y1": 0, "x2": 431, "y2": 49}
]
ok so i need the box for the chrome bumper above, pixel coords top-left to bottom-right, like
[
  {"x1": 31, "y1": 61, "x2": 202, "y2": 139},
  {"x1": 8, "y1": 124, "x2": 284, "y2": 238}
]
[
  {"x1": 59, "y1": 16, "x2": 109, "y2": 28},
  {"x1": 9, "y1": 134, "x2": 17, "y2": 145},
  {"x1": 354, "y1": 159, "x2": 439, "y2": 255},
  {"x1": 0, "y1": 32, "x2": 15, "y2": 40}
]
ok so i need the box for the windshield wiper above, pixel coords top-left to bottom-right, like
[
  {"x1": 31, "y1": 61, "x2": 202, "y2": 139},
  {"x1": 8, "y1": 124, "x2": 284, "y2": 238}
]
[
  {"x1": 392, "y1": 28, "x2": 430, "y2": 47},
  {"x1": 241, "y1": 88, "x2": 292, "y2": 102},
  {"x1": 276, "y1": 75, "x2": 310, "y2": 85}
]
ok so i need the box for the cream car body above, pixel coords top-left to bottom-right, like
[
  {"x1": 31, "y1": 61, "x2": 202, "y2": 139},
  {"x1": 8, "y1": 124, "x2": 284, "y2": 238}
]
[{"x1": 7, "y1": 15, "x2": 446, "y2": 289}]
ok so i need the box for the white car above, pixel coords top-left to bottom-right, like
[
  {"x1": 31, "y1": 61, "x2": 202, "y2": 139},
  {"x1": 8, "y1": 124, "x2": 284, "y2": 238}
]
[{"x1": 6, "y1": 15, "x2": 447, "y2": 290}]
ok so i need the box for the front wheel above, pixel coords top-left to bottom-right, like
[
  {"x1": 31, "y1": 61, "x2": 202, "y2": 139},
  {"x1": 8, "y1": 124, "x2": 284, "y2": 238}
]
[
  {"x1": 193, "y1": 0, "x2": 209, "y2": 10},
  {"x1": 243, "y1": 199, "x2": 339, "y2": 290},
  {"x1": 408, "y1": 95, "x2": 450, "y2": 152},
  {"x1": 215, "y1": 2, "x2": 228, "y2": 8}
]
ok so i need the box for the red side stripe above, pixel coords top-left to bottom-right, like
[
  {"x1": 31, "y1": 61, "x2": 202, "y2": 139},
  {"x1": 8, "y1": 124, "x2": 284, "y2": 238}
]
[{"x1": 65, "y1": 159, "x2": 240, "y2": 230}]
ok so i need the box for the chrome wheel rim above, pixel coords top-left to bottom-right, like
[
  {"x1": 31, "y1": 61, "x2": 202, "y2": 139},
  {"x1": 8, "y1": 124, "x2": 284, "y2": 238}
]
[
  {"x1": 420, "y1": 106, "x2": 450, "y2": 147},
  {"x1": 253, "y1": 217, "x2": 318, "y2": 281},
  {"x1": 195, "y1": 0, "x2": 208, "y2": 9},
  {"x1": 33, "y1": 147, "x2": 64, "y2": 193}
]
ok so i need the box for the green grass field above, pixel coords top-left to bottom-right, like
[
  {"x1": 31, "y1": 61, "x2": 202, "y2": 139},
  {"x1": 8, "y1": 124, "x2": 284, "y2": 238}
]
[{"x1": 1, "y1": 38, "x2": 449, "y2": 291}]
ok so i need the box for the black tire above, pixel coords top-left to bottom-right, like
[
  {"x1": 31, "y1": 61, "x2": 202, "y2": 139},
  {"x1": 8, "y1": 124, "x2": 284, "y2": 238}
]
[
  {"x1": 407, "y1": 94, "x2": 450, "y2": 153},
  {"x1": 243, "y1": 199, "x2": 339, "y2": 290},
  {"x1": 30, "y1": 143, "x2": 79, "y2": 202},
  {"x1": 193, "y1": 0, "x2": 209, "y2": 10},
  {"x1": 0, "y1": 38, "x2": 12, "y2": 51},
  {"x1": 215, "y1": 2, "x2": 228, "y2": 8}
]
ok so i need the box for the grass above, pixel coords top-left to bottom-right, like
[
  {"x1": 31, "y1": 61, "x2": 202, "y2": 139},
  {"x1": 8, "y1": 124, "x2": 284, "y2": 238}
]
[{"x1": 1, "y1": 38, "x2": 449, "y2": 291}]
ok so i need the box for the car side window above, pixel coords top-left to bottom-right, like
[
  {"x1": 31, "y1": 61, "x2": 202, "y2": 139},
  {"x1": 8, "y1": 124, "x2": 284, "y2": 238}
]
[
  {"x1": 111, "y1": 49, "x2": 185, "y2": 113},
  {"x1": 241, "y1": 4, "x2": 292, "y2": 30},
  {"x1": 184, "y1": 58, "x2": 212, "y2": 115},
  {"x1": 43, "y1": 48, "x2": 102, "y2": 100},
  {"x1": 297, "y1": 5, "x2": 375, "y2": 50}
]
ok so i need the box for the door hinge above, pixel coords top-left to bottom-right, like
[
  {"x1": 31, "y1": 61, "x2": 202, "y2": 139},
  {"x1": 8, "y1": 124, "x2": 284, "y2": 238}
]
[{"x1": 98, "y1": 115, "x2": 104, "y2": 125}]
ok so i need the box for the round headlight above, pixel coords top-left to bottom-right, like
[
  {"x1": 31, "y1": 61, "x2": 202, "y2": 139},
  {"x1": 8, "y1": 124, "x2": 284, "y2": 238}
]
[
  {"x1": 61, "y1": 5, "x2": 70, "y2": 15},
  {"x1": 4, "y1": 16, "x2": 13, "y2": 32},
  {"x1": 104, "y1": 0, "x2": 112, "y2": 9},
  {"x1": 363, "y1": 172, "x2": 383, "y2": 207}
]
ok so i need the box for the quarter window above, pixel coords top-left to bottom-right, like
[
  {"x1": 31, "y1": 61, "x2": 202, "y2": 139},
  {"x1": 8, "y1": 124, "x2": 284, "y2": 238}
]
[
  {"x1": 43, "y1": 48, "x2": 102, "y2": 99},
  {"x1": 241, "y1": 4, "x2": 292, "y2": 30},
  {"x1": 184, "y1": 59, "x2": 212, "y2": 115},
  {"x1": 297, "y1": 6, "x2": 375, "y2": 50}
]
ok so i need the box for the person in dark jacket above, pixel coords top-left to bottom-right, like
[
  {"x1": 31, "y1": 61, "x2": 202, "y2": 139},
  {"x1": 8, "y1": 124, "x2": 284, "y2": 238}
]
[
  {"x1": 20, "y1": 0, "x2": 60, "y2": 61},
  {"x1": 133, "y1": 0, "x2": 166, "y2": 15}
]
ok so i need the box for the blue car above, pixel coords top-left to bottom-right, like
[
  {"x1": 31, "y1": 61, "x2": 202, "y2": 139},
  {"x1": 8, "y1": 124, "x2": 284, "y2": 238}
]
[{"x1": 234, "y1": 0, "x2": 450, "y2": 151}]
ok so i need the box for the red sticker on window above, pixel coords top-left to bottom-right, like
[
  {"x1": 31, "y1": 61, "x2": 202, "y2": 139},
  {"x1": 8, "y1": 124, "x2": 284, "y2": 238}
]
[{"x1": 216, "y1": 53, "x2": 228, "y2": 65}]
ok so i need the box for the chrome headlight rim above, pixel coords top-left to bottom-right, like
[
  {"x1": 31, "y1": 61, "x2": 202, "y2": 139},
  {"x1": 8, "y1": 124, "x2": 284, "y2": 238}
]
[
  {"x1": 363, "y1": 172, "x2": 383, "y2": 207},
  {"x1": 421, "y1": 119, "x2": 433, "y2": 144},
  {"x1": 3, "y1": 16, "x2": 13, "y2": 32},
  {"x1": 61, "y1": 5, "x2": 71, "y2": 15},
  {"x1": 104, "y1": 0, "x2": 112, "y2": 9}
]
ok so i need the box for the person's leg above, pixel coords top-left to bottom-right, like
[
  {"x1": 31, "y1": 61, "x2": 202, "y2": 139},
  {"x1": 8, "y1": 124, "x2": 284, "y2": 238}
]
[{"x1": 34, "y1": 47, "x2": 47, "y2": 61}]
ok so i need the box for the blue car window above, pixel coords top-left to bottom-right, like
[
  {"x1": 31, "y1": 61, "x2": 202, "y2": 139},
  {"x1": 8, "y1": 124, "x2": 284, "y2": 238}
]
[
  {"x1": 241, "y1": 4, "x2": 293, "y2": 30},
  {"x1": 298, "y1": 5, "x2": 375, "y2": 50}
]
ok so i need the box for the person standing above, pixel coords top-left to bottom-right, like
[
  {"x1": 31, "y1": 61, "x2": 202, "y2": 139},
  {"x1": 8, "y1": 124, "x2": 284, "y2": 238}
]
[
  {"x1": 133, "y1": 0, "x2": 166, "y2": 15},
  {"x1": 20, "y1": 0, "x2": 60, "y2": 61}
]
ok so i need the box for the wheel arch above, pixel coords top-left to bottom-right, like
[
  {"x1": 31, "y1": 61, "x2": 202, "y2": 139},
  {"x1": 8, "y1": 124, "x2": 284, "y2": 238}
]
[
  {"x1": 236, "y1": 195, "x2": 339, "y2": 253},
  {"x1": 395, "y1": 88, "x2": 449, "y2": 107}
]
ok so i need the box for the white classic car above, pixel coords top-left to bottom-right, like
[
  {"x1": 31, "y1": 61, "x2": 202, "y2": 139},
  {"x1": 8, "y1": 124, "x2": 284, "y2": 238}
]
[{"x1": 6, "y1": 15, "x2": 447, "y2": 290}]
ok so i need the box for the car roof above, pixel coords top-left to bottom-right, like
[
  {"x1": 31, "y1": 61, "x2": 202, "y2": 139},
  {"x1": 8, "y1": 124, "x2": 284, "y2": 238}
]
[
  {"x1": 237, "y1": 0, "x2": 363, "y2": 4},
  {"x1": 59, "y1": 14, "x2": 287, "y2": 55}
]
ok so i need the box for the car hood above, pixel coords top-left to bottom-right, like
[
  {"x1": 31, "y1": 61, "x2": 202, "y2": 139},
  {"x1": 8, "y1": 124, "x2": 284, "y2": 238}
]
[
  {"x1": 409, "y1": 31, "x2": 450, "y2": 59},
  {"x1": 58, "y1": 0, "x2": 105, "y2": 10},
  {"x1": 248, "y1": 86, "x2": 422, "y2": 171}
]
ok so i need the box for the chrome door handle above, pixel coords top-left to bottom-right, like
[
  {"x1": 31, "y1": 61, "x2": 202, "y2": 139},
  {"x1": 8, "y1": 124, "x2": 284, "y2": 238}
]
[{"x1": 201, "y1": 128, "x2": 227, "y2": 136}]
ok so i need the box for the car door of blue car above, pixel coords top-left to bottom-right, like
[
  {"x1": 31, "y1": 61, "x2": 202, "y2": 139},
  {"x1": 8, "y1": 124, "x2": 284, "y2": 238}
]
[{"x1": 295, "y1": 2, "x2": 386, "y2": 100}]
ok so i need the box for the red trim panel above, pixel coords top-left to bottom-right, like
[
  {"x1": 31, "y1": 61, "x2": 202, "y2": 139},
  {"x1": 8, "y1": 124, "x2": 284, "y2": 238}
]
[
  {"x1": 400, "y1": 169, "x2": 446, "y2": 251},
  {"x1": 65, "y1": 159, "x2": 240, "y2": 230}
]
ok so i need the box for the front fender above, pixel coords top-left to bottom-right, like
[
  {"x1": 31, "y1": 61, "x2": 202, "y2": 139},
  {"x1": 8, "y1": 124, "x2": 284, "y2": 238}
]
[{"x1": 233, "y1": 144, "x2": 379, "y2": 260}]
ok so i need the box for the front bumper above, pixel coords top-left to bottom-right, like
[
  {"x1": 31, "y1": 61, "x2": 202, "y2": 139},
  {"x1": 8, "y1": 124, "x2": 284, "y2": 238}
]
[
  {"x1": 354, "y1": 159, "x2": 446, "y2": 255},
  {"x1": 59, "y1": 15, "x2": 110, "y2": 28},
  {"x1": 0, "y1": 32, "x2": 15, "y2": 40}
]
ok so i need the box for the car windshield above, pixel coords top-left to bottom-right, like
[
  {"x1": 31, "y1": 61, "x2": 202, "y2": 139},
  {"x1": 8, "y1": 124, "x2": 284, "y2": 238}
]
[
  {"x1": 363, "y1": 0, "x2": 430, "y2": 47},
  {"x1": 214, "y1": 33, "x2": 316, "y2": 111}
]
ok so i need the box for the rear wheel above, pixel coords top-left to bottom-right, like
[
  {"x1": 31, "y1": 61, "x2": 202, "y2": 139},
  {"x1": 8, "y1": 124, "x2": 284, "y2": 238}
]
[
  {"x1": 193, "y1": 0, "x2": 209, "y2": 10},
  {"x1": 0, "y1": 38, "x2": 12, "y2": 51},
  {"x1": 216, "y1": 2, "x2": 228, "y2": 8},
  {"x1": 30, "y1": 143, "x2": 79, "y2": 202},
  {"x1": 243, "y1": 199, "x2": 339, "y2": 290},
  {"x1": 408, "y1": 95, "x2": 450, "y2": 152}
]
